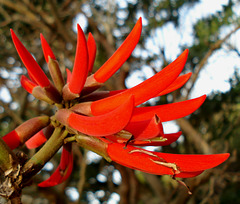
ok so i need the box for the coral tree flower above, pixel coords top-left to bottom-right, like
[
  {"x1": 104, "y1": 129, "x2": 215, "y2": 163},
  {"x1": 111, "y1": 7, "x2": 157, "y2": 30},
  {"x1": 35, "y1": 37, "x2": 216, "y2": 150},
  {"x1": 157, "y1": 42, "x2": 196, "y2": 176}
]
[{"x1": 3, "y1": 17, "x2": 229, "y2": 188}]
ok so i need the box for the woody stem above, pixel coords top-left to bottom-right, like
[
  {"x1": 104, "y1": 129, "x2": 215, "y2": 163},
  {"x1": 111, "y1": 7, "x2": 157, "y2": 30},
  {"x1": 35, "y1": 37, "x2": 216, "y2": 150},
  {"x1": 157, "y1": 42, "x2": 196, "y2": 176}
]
[{"x1": 21, "y1": 127, "x2": 68, "y2": 180}]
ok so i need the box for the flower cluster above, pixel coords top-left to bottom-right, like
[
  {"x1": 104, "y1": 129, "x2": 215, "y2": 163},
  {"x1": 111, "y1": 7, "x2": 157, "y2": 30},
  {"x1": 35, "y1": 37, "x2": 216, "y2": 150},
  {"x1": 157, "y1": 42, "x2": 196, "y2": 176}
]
[{"x1": 2, "y1": 18, "x2": 229, "y2": 188}]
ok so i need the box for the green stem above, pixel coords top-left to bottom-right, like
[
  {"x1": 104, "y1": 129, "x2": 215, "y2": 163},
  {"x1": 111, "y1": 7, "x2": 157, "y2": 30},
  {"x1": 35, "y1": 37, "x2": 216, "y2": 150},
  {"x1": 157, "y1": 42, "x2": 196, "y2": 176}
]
[
  {"x1": 0, "y1": 138, "x2": 16, "y2": 173},
  {"x1": 22, "y1": 127, "x2": 68, "y2": 179}
]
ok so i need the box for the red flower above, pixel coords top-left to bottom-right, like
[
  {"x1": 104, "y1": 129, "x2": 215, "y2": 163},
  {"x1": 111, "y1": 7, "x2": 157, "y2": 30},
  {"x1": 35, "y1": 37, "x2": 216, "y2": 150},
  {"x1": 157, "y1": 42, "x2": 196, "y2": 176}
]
[{"x1": 3, "y1": 17, "x2": 229, "y2": 188}]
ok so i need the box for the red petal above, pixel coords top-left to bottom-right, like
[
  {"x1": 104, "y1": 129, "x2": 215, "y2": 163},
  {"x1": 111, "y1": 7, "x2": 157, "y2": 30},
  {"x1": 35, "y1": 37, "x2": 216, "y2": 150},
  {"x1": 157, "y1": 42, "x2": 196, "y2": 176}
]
[
  {"x1": 93, "y1": 18, "x2": 142, "y2": 83},
  {"x1": 25, "y1": 126, "x2": 53, "y2": 149},
  {"x1": 148, "y1": 132, "x2": 182, "y2": 146},
  {"x1": 68, "y1": 95, "x2": 134, "y2": 136},
  {"x1": 68, "y1": 24, "x2": 88, "y2": 94},
  {"x1": 2, "y1": 130, "x2": 21, "y2": 150},
  {"x1": 131, "y1": 95, "x2": 206, "y2": 122},
  {"x1": 38, "y1": 144, "x2": 73, "y2": 187},
  {"x1": 98, "y1": 73, "x2": 191, "y2": 101},
  {"x1": 158, "y1": 73, "x2": 192, "y2": 96},
  {"x1": 106, "y1": 73, "x2": 192, "y2": 99},
  {"x1": 107, "y1": 143, "x2": 230, "y2": 176},
  {"x1": 25, "y1": 129, "x2": 47, "y2": 149},
  {"x1": 125, "y1": 115, "x2": 164, "y2": 140},
  {"x1": 40, "y1": 34, "x2": 56, "y2": 62},
  {"x1": 2, "y1": 116, "x2": 49, "y2": 149},
  {"x1": 11, "y1": 29, "x2": 50, "y2": 88},
  {"x1": 87, "y1": 32, "x2": 96, "y2": 73},
  {"x1": 90, "y1": 49, "x2": 189, "y2": 116},
  {"x1": 109, "y1": 90, "x2": 125, "y2": 96},
  {"x1": 20, "y1": 75, "x2": 37, "y2": 94}
]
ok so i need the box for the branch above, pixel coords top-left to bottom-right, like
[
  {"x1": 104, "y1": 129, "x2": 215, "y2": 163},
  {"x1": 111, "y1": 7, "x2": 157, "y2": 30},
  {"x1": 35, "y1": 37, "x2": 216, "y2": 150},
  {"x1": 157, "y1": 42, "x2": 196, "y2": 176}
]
[
  {"x1": 0, "y1": 0, "x2": 50, "y2": 31},
  {"x1": 21, "y1": 127, "x2": 68, "y2": 180},
  {"x1": 0, "y1": 101, "x2": 23, "y2": 126},
  {"x1": 48, "y1": 0, "x2": 75, "y2": 44},
  {"x1": 76, "y1": 149, "x2": 87, "y2": 203},
  {"x1": 177, "y1": 118, "x2": 212, "y2": 154}
]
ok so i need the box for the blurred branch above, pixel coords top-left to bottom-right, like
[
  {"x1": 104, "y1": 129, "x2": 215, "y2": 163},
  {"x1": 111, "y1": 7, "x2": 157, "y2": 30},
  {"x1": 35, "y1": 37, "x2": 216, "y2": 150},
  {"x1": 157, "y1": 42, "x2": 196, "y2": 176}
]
[
  {"x1": 0, "y1": 0, "x2": 50, "y2": 31},
  {"x1": 177, "y1": 118, "x2": 212, "y2": 154},
  {"x1": 48, "y1": 0, "x2": 74, "y2": 44},
  {"x1": 76, "y1": 149, "x2": 87, "y2": 203},
  {"x1": 114, "y1": 163, "x2": 130, "y2": 204},
  {"x1": 0, "y1": 100, "x2": 23, "y2": 126},
  {"x1": 143, "y1": 174, "x2": 166, "y2": 203}
]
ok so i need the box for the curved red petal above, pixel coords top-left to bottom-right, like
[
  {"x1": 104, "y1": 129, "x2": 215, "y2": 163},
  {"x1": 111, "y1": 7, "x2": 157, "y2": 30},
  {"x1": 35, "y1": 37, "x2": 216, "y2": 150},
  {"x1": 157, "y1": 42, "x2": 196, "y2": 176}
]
[
  {"x1": 107, "y1": 143, "x2": 229, "y2": 176},
  {"x1": 99, "y1": 73, "x2": 191, "y2": 101},
  {"x1": 134, "y1": 131, "x2": 181, "y2": 146},
  {"x1": 125, "y1": 115, "x2": 164, "y2": 140},
  {"x1": 40, "y1": 34, "x2": 56, "y2": 62},
  {"x1": 68, "y1": 24, "x2": 88, "y2": 94},
  {"x1": 158, "y1": 73, "x2": 192, "y2": 96},
  {"x1": 11, "y1": 29, "x2": 50, "y2": 88},
  {"x1": 150, "y1": 132, "x2": 182, "y2": 146},
  {"x1": 20, "y1": 75, "x2": 37, "y2": 94},
  {"x1": 131, "y1": 95, "x2": 206, "y2": 122},
  {"x1": 68, "y1": 95, "x2": 134, "y2": 136},
  {"x1": 93, "y1": 18, "x2": 142, "y2": 83},
  {"x1": 90, "y1": 49, "x2": 189, "y2": 116},
  {"x1": 38, "y1": 145, "x2": 73, "y2": 187},
  {"x1": 87, "y1": 32, "x2": 96, "y2": 73}
]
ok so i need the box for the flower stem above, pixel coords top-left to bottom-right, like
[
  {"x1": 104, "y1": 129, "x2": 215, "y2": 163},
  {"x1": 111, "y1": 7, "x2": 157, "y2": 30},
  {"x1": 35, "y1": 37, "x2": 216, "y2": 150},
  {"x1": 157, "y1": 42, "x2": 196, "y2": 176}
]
[
  {"x1": 75, "y1": 134, "x2": 111, "y2": 162},
  {"x1": 22, "y1": 127, "x2": 68, "y2": 179}
]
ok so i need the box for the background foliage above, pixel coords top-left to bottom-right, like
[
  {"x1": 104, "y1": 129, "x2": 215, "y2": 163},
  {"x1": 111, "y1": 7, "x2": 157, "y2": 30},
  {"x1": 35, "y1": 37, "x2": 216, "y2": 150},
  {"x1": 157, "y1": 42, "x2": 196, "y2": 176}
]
[{"x1": 0, "y1": 0, "x2": 240, "y2": 203}]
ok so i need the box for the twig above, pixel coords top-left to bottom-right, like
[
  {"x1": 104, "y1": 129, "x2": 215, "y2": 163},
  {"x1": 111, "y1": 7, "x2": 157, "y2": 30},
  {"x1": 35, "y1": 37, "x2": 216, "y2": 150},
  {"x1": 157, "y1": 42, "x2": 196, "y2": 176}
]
[
  {"x1": 177, "y1": 118, "x2": 212, "y2": 154},
  {"x1": 76, "y1": 149, "x2": 87, "y2": 203},
  {"x1": 0, "y1": 100, "x2": 23, "y2": 125},
  {"x1": 48, "y1": 0, "x2": 74, "y2": 44}
]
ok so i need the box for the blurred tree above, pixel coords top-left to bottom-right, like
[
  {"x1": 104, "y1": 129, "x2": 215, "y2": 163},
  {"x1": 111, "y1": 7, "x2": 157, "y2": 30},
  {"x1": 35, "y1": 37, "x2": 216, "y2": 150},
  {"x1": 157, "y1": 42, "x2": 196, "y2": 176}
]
[{"x1": 0, "y1": 0, "x2": 240, "y2": 203}]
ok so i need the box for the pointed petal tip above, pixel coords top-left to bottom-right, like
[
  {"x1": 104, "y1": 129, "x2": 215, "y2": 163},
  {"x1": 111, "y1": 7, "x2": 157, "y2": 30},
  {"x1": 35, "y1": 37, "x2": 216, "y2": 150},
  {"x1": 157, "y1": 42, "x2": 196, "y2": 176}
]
[
  {"x1": 68, "y1": 23, "x2": 88, "y2": 94},
  {"x1": 11, "y1": 30, "x2": 51, "y2": 88},
  {"x1": 77, "y1": 24, "x2": 83, "y2": 33},
  {"x1": 93, "y1": 17, "x2": 142, "y2": 83},
  {"x1": 38, "y1": 146, "x2": 73, "y2": 187},
  {"x1": 20, "y1": 75, "x2": 37, "y2": 94},
  {"x1": 220, "y1": 152, "x2": 230, "y2": 161},
  {"x1": 184, "y1": 48, "x2": 189, "y2": 55},
  {"x1": 40, "y1": 33, "x2": 56, "y2": 63},
  {"x1": 87, "y1": 32, "x2": 97, "y2": 73},
  {"x1": 10, "y1": 28, "x2": 15, "y2": 36}
]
